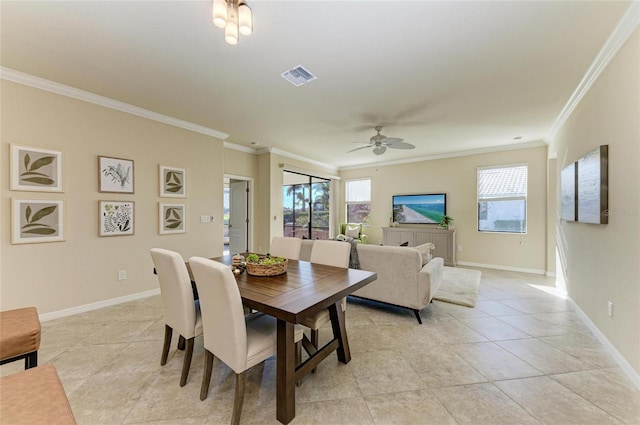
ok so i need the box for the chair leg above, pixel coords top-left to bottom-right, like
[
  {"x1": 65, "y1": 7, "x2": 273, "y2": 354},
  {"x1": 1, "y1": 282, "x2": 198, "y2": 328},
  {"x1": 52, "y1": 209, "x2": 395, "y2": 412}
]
[
  {"x1": 178, "y1": 335, "x2": 186, "y2": 350},
  {"x1": 311, "y1": 329, "x2": 319, "y2": 373},
  {"x1": 200, "y1": 350, "x2": 215, "y2": 401},
  {"x1": 296, "y1": 341, "x2": 302, "y2": 386},
  {"x1": 161, "y1": 325, "x2": 173, "y2": 366},
  {"x1": 413, "y1": 309, "x2": 423, "y2": 324},
  {"x1": 231, "y1": 371, "x2": 247, "y2": 425},
  {"x1": 25, "y1": 351, "x2": 38, "y2": 369},
  {"x1": 180, "y1": 337, "x2": 195, "y2": 387}
]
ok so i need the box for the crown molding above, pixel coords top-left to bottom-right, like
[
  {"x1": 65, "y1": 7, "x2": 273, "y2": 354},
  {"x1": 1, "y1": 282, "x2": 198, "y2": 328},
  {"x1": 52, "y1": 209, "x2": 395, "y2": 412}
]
[
  {"x1": 0, "y1": 67, "x2": 229, "y2": 140},
  {"x1": 339, "y1": 140, "x2": 547, "y2": 171},
  {"x1": 223, "y1": 141, "x2": 258, "y2": 154},
  {"x1": 255, "y1": 147, "x2": 339, "y2": 172},
  {"x1": 545, "y1": 1, "x2": 639, "y2": 142}
]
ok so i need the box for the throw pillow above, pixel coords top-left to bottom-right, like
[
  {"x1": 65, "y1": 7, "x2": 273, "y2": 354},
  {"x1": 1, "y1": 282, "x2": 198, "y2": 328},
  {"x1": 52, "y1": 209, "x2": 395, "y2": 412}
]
[
  {"x1": 345, "y1": 225, "x2": 360, "y2": 239},
  {"x1": 416, "y1": 243, "x2": 435, "y2": 266}
]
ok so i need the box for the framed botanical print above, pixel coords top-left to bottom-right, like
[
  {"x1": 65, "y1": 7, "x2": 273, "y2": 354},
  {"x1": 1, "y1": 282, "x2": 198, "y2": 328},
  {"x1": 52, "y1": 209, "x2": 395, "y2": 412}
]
[
  {"x1": 99, "y1": 156, "x2": 134, "y2": 193},
  {"x1": 99, "y1": 201, "x2": 135, "y2": 237},
  {"x1": 159, "y1": 165, "x2": 186, "y2": 198},
  {"x1": 12, "y1": 199, "x2": 64, "y2": 244},
  {"x1": 11, "y1": 144, "x2": 63, "y2": 192},
  {"x1": 159, "y1": 203, "x2": 186, "y2": 234}
]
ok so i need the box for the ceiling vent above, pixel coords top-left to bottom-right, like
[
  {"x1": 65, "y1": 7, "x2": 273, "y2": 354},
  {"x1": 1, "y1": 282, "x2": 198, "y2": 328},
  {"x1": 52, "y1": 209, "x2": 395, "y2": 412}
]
[{"x1": 281, "y1": 65, "x2": 317, "y2": 87}]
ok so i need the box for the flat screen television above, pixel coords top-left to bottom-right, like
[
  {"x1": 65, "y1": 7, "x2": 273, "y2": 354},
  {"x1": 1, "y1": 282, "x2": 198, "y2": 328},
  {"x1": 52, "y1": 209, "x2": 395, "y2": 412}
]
[{"x1": 392, "y1": 193, "x2": 446, "y2": 224}]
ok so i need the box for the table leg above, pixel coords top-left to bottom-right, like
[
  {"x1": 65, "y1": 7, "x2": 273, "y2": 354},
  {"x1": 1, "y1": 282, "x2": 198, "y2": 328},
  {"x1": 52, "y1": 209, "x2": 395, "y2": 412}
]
[
  {"x1": 329, "y1": 300, "x2": 351, "y2": 364},
  {"x1": 276, "y1": 319, "x2": 296, "y2": 424}
]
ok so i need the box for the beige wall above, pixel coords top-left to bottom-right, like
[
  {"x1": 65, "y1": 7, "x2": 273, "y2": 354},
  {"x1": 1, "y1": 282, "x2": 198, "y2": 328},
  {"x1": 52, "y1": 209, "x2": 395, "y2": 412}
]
[
  {"x1": 1, "y1": 81, "x2": 225, "y2": 314},
  {"x1": 339, "y1": 146, "x2": 549, "y2": 273},
  {"x1": 223, "y1": 147, "x2": 258, "y2": 178},
  {"x1": 549, "y1": 30, "x2": 640, "y2": 374}
]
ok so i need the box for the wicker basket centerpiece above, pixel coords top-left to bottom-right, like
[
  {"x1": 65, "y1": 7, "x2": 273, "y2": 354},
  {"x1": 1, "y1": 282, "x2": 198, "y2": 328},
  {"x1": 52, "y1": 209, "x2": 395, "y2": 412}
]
[{"x1": 245, "y1": 253, "x2": 288, "y2": 277}]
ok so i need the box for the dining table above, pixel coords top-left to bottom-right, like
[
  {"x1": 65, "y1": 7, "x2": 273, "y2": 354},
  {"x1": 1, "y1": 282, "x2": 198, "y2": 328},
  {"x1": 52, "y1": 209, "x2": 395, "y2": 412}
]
[{"x1": 188, "y1": 254, "x2": 377, "y2": 425}]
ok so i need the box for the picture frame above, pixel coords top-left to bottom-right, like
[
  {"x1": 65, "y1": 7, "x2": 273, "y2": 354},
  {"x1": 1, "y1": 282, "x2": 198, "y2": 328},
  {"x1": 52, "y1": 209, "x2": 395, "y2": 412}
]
[
  {"x1": 99, "y1": 156, "x2": 134, "y2": 193},
  {"x1": 99, "y1": 201, "x2": 135, "y2": 237},
  {"x1": 159, "y1": 203, "x2": 186, "y2": 234},
  {"x1": 12, "y1": 199, "x2": 64, "y2": 244},
  {"x1": 11, "y1": 144, "x2": 63, "y2": 192},
  {"x1": 159, "y1": 165, "x2": 186, "y2": 198}
]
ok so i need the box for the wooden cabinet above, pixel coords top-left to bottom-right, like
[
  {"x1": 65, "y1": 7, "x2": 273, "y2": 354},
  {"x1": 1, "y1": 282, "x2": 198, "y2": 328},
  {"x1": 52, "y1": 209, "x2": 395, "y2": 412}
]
[{"x1": 382, "y1": 227, "x2": 456, "y2": 266}]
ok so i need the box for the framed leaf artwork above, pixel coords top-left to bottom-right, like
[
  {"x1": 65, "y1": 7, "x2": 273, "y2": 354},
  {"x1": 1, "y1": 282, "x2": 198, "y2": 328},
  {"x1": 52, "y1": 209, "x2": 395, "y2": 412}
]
[
  {"x1": 159, "y1": 203, "x2": 186, "y2": 234},
  {"x1": 11, "y1": 144, "x2": 63, "y2": 192},
  {"x1": 12, "y1": 199, "x2": 64, "y2": 244},
  {"x1": 99, "y1": 201, "x2": 135, "y2": 237},
  {"x1": 159, "y1": 165, "x2": 186, "y2": 197},
  {"x1": 99, "y1": 156, "x2": 134, "y2": 193}
]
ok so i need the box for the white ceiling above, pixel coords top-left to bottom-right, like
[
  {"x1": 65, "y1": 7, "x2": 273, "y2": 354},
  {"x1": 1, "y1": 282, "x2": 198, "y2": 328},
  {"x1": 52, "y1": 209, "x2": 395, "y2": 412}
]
[{"x1": 0, "y1": 1, "x2": 632, "y2": 168}]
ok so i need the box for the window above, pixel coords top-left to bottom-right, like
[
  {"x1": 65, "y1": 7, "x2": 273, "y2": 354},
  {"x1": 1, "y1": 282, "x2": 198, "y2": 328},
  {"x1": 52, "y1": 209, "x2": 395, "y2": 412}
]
[
  {"x1": 283, "y1": 171, "x2": 330, "y2": 239},
  {"x1": 345, "y1": 178, "x2": 371, "y2": 224},
  {"x1": 477, "y1": 165, "x2": 527, "y2": 233}
]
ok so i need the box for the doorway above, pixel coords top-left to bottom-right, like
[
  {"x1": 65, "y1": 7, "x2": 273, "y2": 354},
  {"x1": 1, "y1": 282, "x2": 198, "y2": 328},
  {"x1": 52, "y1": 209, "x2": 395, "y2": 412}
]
[{"x1": 224, "y1": 175, "x2": 252, "y2": 255}]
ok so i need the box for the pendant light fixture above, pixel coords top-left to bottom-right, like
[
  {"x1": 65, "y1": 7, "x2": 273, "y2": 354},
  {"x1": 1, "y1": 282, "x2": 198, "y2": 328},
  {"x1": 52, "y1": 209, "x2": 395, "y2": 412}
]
[{"x1": 212, "y1": 0, "x2": 253, "y2": 45}]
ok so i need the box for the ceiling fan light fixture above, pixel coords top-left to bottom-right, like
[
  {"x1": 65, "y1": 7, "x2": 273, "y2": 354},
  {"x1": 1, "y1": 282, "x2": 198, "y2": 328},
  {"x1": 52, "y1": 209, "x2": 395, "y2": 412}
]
[{"x1": 347, "y1": 126, "x2": 415, "y2": 156}]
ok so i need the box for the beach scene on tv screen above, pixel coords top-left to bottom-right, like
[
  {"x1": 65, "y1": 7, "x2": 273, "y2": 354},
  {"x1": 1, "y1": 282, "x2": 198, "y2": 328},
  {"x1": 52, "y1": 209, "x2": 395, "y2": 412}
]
[{"x1": 393, "y1": 195, "x2": 445, "y2": 224}]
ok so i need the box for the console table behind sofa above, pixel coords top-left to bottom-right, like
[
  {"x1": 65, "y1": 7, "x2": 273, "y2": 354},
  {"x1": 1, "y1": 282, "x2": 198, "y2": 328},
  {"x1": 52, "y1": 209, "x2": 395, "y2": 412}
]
[{"x1": 382, "y1": 227, "x2": 456, "y2": 266}]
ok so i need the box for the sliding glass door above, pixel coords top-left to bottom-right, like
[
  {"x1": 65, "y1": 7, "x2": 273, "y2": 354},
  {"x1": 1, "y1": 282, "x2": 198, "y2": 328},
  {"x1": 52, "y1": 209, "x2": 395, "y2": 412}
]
[{"x1": 283, "y1": 171, "x2": 330, "y2": 239}]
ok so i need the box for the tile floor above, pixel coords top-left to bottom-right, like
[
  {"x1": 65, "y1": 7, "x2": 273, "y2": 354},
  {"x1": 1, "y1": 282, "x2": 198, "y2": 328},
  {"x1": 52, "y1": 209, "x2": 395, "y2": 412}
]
[{"x1": 2, "y1": 268, "x2": 639, "y2": 424}]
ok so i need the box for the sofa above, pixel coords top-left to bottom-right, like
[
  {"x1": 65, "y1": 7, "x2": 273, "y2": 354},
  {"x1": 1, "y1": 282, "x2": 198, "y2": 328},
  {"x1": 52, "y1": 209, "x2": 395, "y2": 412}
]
[{"x1": 299, "y1": 240, "x2": 443, "y2": 323}]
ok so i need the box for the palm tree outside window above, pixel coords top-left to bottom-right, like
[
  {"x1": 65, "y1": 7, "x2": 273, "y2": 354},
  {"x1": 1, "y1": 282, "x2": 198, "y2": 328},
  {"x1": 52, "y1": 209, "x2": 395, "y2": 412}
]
[{"x1": 283, "y1": 171, "x2": 330, "y2": 239}]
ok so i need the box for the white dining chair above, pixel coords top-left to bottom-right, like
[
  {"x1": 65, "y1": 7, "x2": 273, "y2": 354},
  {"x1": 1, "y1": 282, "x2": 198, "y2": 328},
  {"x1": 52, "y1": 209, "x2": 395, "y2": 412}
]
[
  {"x1": 188, "y1": 257, "x2": 303, "y2": 425},
  {"x1": 301, "y1": 240, "x2": 351, "y2": 373},
  {"x1": 269, "y1": 236, "x2": 302, "y2": 260},
  {"x1": 150, "y1": 248, "x2": 203, "y2": 387}
]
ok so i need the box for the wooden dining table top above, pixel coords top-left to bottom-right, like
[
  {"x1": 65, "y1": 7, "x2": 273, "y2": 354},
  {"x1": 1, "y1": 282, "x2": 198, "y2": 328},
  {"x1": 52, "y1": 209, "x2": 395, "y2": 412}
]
[{"x1": 190, "y1": 254, "x2": 377, "y2": 324}]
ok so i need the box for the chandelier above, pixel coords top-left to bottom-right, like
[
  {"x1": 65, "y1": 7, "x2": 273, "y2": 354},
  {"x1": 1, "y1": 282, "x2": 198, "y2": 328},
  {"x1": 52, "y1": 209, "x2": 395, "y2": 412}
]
[{"x1": 212, "y1": 0, "x2": 253, "y2": 45}]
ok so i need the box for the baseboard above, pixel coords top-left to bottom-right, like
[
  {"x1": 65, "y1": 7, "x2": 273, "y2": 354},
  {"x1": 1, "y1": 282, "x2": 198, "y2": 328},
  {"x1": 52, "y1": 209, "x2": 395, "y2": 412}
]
[
  {"x1": 545, "y1": 271, "x2": 556, "y2": 278},
  {"x1": 39, "y1": 289, "x2": 161, "y2": 322},
  {"x1": 567, "y1": 298, "x2": 640, "y2": 390},
  {"x1": 456, "y1": 261, "x2": 546, "y2": 275}
]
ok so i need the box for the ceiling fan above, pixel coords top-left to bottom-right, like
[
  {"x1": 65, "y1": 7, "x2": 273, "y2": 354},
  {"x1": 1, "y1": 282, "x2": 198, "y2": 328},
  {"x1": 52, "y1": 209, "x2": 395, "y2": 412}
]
[{"x1": 347, "y1": 126, "x2": 415, "y2": 155}]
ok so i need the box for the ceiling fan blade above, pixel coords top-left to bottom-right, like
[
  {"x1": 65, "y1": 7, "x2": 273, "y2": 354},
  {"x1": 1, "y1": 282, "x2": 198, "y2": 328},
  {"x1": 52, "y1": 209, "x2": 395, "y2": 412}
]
[
  {"x1": 347, "y1": 145, "x2": 373, "y2": 153},
  {"x1": 387, "y1": 141, "x2": 415, "y2": 150},
  {"x1": 381, "y1": 137, "x2": 404, "y2": 144},
  {"x1": 373, "y1": 146, "x2": 387, "y2": 155}
]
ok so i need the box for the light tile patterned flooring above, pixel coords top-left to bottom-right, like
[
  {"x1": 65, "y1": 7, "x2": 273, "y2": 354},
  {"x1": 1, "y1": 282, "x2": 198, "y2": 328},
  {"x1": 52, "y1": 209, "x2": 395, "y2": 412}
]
[{"x1": 2, "y1": 268, "x2": 639, "y2": 424}]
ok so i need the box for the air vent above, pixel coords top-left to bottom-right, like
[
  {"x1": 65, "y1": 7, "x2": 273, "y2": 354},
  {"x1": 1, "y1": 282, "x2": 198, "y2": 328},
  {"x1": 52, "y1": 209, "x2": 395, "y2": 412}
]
[{"x1": 281, "y1": 65, "x2": 317, "y2": 87}]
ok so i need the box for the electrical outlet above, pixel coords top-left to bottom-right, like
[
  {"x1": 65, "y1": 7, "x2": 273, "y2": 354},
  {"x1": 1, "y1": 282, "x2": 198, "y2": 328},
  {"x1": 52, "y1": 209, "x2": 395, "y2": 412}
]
[
  {"x1": 457, "y1": 245, "x2": 462, "y2": 252},
  {"x1": 607, "y1": 301, "x2": 613, "y2": 318},
  {"x1": 118, "y1": 270, "x2": 127, "y2": 281}
]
